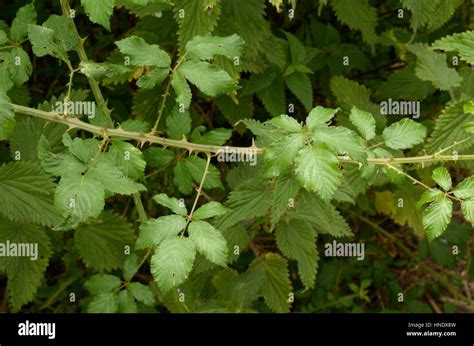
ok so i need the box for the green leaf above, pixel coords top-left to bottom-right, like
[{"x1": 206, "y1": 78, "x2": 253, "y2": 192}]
[
  {"x1": 426, "y1": 100, "x2": 474, "y2": 153},
  {"x1": 87, "y1": 158, "x2": 146, "y2": 195},
  {"x1": 43, "y1": 15, "x2": 79, "y2": 52},
  {"x1": 184, "y1": 156, "x2": 224, "y2": 190},
  {"x1": 79, "y1": 61, "x2": 132, "y2": 82},
  {"x1": 136, "y1": 68, "x2": 169, "y2": 89},
  {"x1": 151, "y1": 237, "x2": 196, "y2": 292},
  {"x1": 453, "y1": 177, "x2": 474, "y2": 199},
  {"x1": 87, "y1": 292, "x2": 119, "y2": 313},
  {"x1": 173, "y1": 0, "x2": 221, "y2": 52},
  {"x1": 128, "y1": 282, "x2": 155, "y2": 306},
  {"x1": 186, "y1": 34, "x2": 244, "y2": 60},
  {"x1": 105, "y1": 140, "x2": 146, "y2": 180},
  {"x1": 271, "y1": 172, "x2": 300, "y2": 226},
  {"x1": 306, "y1": 106, "x2": 339, "y2": 130},
  {"x1": 171, "y1": 70, "x2": 192, "y2": 110},
  {"x1": 423, "y1": 197, "x2": 452, "y2": 240},
  {"x1": 10, "y1": 3, "x2": 37, "y2": 42},
  {"x1": 0, "y1": 91, "x2": 15, "y2": 140},
  {"x1": 285, "y1": 72, "x2": 313, "y2": 111},
  {"x1": 116, "y1": 36, "x2": 171, "y2": 67},
  {"x1": 123, "y1": 253, "x2": 140, "y2": 281},
  {"x1": 244, "y1": 253, "x2": 291, "y2": 312},
  {"x1": 330, "y1": 0, "x2": 377, "y2": 46},
  {"x1": 180, "y1": 60, "x2": 236, "y2": 97},
  {"x1": 136, "y1": 215, "x2": 187, "y2": 249},
  {"x1": 7, "y1": 48, "x2": 32, "y2": 86},
  {"x1": 295, "y1": 145, "x2": 341, "y2": 200},
  {"x1": 382, "y1": 118, "x2": 427, "y2": 150},
  {"x1": 432, "y1": 31, "x2": 474, "y2": 65},
  {"x1": 0, "y1": 161, "x2": 61, "y2": 226},
  {"x1": 63, "y1": 134, "x2": 100, "y2": 163},
  {"x1": 416, "y1": 188, "x2": 443, "y2": 209},
  {"x1": 256, "y1": 73, "x2": 286, "y2": 116},
  {"x1": 191, "y1": 126, "x2": 232, "y2": 146},
  {"x1": 378, "y1": 64, "x2": 435, "y2": 101},
  {"x1": 0, "y1": 219, "x2": 51, "y2": 312},
  {"x1": 432, "y1": 167, "x2": 452, "y2": 191},
  {"x1": 269, "y1": 114, "x2": 302, "y2": 133},
  {"x1": 84, "y1": 274, "x2": 122, "y2": 294},
  {"x1": 263, "y1": 133, "x2": 306, "y2": 177},
  {"x1": 166, "y1": 108, "x2": 192, "y2": 139},
  {"x1": 276, "y1": 218, "x2": 318, "y2": 289},
  {"x1": 461, "y1": 199, "x2": 474, "y2": 226},
  {"x1": 54, "y1": 174, "x2": 105, "y2": 221},
  {"x1": 75, "y1": 211, "x2": 135, "y2": 271},
  {"x1": 407, "y1": 43, "x2": 462, "y2": 91},
  {"x1": 81, "y1": 0, "x2": 115, "y2": 31},
  {"x1": 349, "y1": 106, "x2": 376, "y2": 140},
  {"x1": 216, "y1": 180, "x2": 272, "y2": 231},
  {"x1": 144, "y1": 147, "x2": 175, "y2": 168},
  {"x1": 188, "y1": 220, "x2": 228, "y2": 265},
  {"x1": 0, "y1": 30, "x2": 7, "y2": 45},
  {"x1": 153, "y1": 193, "x2": 187, "y2": 216},
  {"x1": 193, "y1": 202, "x2": 229, "y2": 220},
  {"x1": 312, "y1": 126, "x2": 367, "y2": 162},
  {"x1": 118, "y1": 289, "x2": 137, "y2": 313},
  {"x1": 402, "y1": 0, "x2": 464, "y2": 31}
]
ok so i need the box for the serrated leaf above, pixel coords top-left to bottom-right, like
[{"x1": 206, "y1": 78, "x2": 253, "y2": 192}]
[
  {"x1": 263, "y1": 133, "x2": 306, "y2": 177},
  {"x1": 184, "y1": 156, "x2": 224, "y2": 190},
  {"x1": 7, "y1": 48, "x2": 32, "y2": 86},
  {"x1": 312, "y1": 126, "x2": 367, "y2": 162},
  {"x1": 186, "y1": 34, "x2": 244, "y2": 60},
  {"x1": 118, "y1": 289, "x2": 137, "y2": 313},
  {"x1": 171, "y1": 70, "x2": 192, "y2": 109},
  {"x1": 87, "y1": 158, "x2": 146, "y2": 195},
  {"x1": 453, "y1": 176, "x2": 474, "y2": 199},
  {"x1": 423, "y1": 197, "x2": 452, "y2": 240},
  {"x1": 244, "y1": 253, "x2": 291, "y2": 312},
  {"x1": 84, "y1": 274, "x2": 122, "y2": 294},
  {"x1": 269, "y1": 114, "x2": 302, "y2": 133},
  {"x1": 271, "y1": 172, "x2": 300, "y2": 225},
  {"x1": 81, "y1": 0, "x2": 115, "y2": 31},
  {"x1": 256, "y1": 73, "x2": 286, "y2": 116},
  {"x1": 173, "y1": 0, "x2": 221, "y2": 52},
  {"x1": 55, "y1": 174, "x2": 105, "y2": 221},
  {"x1": 276, "y1": 218, "x2": 318, "y2": 289},
  {"x1": 432, "y1": 167, "x2": 452, "y2": 191},
  {"x1": 306, "y1": 106, "x2": 339, "y2": 130},
  {"x1": 0, "y1": 161, "x2": 61, "y2": 226},
  {"x1": 461, "y1": 199, "x2": 474, "y2": 226},
  {"x1": 295, "y1": 145, "x2": 341, "y2": 200},
  {"x1": 153, "y1": 193, "x2": 187, "y2": 216},
  {"x1": 75, "y1": 211, "x2": 135, "y2": 271},
  {"x1": 136, "y1": 215, "x2": 187, "y2": 249},
  {"x1": 166, "y1": 108, "x2": 191, "y2": 139},
  {"x1": 215, "y1": 180, "x2": 272, "y2": 231},
  {"x1": 188, "y1": 220, "x2": 228, "y2": 265},
  {"x1": 87, "y1": 292, "x2": 119, "y2": 313},
  {"x1": 193, "y1": 201, "x2": 229, "y2": 220},
  {"x1": 116, "y1": 36, "x2": 171, "y2": 67},
  {"x1": 128, "y1": 282, "x2": 155, "y2": 305},
  {"x1": 349, "y1": 106, "x2": 375, "y2": 140},
  {"x1": 11, "y1": 4, "x2": 37, "y2": 42},
  {"x1": 151, "y1": 237, "x2": 196, "y2": 292},
  {"x1": 105, "y1": 140, "x2": 146, "y2": 180},
  {"x1": 137, "y1": 68, "x2": 169, "y2": 89},
  {"x1": 144, "y1": 147, "x2": 175, "y2": 168},
  {"x1": 426, "y1": 100, "x2": 474, "y2": 153},
  {"x1": 191, "y1": 126, "x2": 232, "y2": 146},
  {"x1": 180, "y1": 60, "x2": 236, "y2": 97},
  {"x1": 416, "y1": 188, "x2": 443, "y2": 209},
  {"x1": 63, "y1": 134, "x2": 100, "y2": 163},
  {"x1": 402, "y1": 0, "x2": 463, "y2": 31},
  {"x1": 432, "y1": 31, "x2": 474, "y2": 65},
  {"x1": 0, "y1": 219, "x2": 51, "y2": 312},
  {"x1": 407, "y1": 43, "x2": 462, "y2": 91},
  {"x1": 285, "y1": 72, "x2": 313, "y2": 111},
  {"x1": 0, "y1": 91, "x2": 15, "y2": 140},
  {"x1": 330, "y1": 0, "x2": 377, "y2": 46},
  {"x1": 382, "y1": 118, "x2": 426, "y2": 150}
]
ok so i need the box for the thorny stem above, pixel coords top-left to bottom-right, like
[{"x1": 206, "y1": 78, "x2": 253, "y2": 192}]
[{"x1": 12, "y1": 103, "x2": 474, "y2": 164}]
